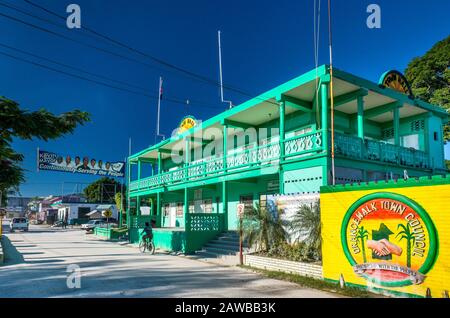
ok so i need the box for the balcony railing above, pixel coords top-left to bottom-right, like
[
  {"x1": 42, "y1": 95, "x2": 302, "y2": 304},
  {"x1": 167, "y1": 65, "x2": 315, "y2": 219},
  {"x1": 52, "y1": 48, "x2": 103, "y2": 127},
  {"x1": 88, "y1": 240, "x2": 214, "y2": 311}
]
[
  {"x1": 334, "y1": 132, "x2": 429, "y2": 169},
  {"x1": 129, "y1": 129, "x2": 430, "y2": 193},
  {"x1": 130, "y1": 130, "x2": 324, "y2": 192}
]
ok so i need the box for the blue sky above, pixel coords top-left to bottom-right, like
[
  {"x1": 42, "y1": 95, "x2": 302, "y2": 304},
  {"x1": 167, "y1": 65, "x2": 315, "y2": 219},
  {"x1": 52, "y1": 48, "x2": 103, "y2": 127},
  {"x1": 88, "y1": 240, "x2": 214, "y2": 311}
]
[{"x1": 1, "y1": 0, "x2": 449, "y2": 197}]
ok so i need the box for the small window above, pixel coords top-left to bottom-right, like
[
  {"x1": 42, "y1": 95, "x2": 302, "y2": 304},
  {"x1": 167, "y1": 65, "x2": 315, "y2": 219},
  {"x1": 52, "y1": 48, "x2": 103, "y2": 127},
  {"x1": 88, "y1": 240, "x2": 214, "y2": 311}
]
[
  {"x1": 240, "y1": 195, "x2": 254, "y2": 212},
  {"x1": 163, "y1": 204, "x2": 170, "y2": 217},
  {"x1": 259, "y1": 194, "x2": 267, "y2": 209},
  {"x1": 402, "y1": 134, "x2": 419, "y2": 150},
  {"x1": 434, "y1": 132, "x2": 438, "y2": 141},
  {"x1": 295, "y1": 126, "x2": 313, "y2": 136},
  {"x1": 176, "y1": 203, "x2": 183, "y2": 217},
  {"x1": 203, "y1": 199, "x2": 213, "y2": 213}
]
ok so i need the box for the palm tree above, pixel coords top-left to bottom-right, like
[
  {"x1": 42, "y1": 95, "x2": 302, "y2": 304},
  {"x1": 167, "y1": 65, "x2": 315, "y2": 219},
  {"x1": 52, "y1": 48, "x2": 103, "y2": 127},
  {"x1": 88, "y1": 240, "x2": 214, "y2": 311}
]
[
  {"x1": 290, "y1": 201, "x2": 322, "y2": 257},
  {"x1": 356, "y1": 226, "x2": 369, "y2": 263},
  {"x1": 396, "y1": 223, "x2": 415, "y2": 268},
  {"x1": 241, "y1": 203, "x2": 288, "y2": 252}
]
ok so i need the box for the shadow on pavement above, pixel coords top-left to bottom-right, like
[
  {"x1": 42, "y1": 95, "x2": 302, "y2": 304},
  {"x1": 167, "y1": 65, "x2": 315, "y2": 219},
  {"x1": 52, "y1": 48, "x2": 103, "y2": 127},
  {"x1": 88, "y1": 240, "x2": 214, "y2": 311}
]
[{"x1": 0, "y1": 235, "x2": 25, "y2": 265}]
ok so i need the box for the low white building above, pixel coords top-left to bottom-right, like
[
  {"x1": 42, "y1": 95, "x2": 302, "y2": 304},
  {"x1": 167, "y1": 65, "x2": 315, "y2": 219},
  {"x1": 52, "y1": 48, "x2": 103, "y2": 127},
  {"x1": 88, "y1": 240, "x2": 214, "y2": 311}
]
[
  {"x1": 57, "y1": 203, "x2": 98, "y2": 223},
  {"x1": 85, "y1": 204, "x2": 118, "y2": 220},
  {"x1": 58, "y1": 203, "x2": 119, "y2": 223}
]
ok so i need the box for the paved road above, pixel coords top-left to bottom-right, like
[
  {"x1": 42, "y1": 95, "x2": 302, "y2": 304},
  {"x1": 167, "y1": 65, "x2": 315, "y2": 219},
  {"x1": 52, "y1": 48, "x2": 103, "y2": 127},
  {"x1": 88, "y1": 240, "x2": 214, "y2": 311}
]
[{"x1": 0, "y1": 224, "x2": 340, "y2": 298}]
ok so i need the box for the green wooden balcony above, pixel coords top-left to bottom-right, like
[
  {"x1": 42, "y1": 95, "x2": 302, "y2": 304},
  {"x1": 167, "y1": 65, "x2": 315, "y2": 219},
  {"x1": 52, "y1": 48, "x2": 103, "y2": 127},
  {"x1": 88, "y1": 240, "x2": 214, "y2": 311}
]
[
  {"x1": 129, "y1": 129, "x2": 430, "y2": 193},
  {"x1": 334, "y1": 132, "x2": 429, "y2": 169},
  {"x1": 129, "y1": 129, "x2": 324, "y2": 192}
]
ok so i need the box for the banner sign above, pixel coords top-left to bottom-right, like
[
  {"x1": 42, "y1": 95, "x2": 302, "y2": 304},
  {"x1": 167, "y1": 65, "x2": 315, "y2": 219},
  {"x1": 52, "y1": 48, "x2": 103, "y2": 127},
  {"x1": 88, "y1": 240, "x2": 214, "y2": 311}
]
[
  {"x1": 176, "y1": 116, "x2": 197, "y2": 135},
  {"x1": 340, "y1": 192, "x2": 437, "y2": 287},
  {"x1": 379, "y1": 70, "x2": 414, "y2": 98},
  {"x1": 38, "y1": 150, "x2": 125, "y2": 177}
]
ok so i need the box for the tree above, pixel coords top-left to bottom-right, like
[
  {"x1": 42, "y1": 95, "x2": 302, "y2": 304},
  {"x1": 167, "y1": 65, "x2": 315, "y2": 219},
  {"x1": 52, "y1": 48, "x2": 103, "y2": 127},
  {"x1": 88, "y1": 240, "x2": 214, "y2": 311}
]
[
  {"x1": 405, "y1": 36, "x2": 450, "y2": 141},
  {"x1": 114, "y1": 192, "x2": 126, "y2": 213},
  {"x1": 83, "y1": 177, "x2": 125, "y2": 203},
  {"x1": 290, "y1": 201, "x2": 322, "y2": 258},
  {"x1": 0, "y1": 97, "x2": 90, "y2": 201},
  {"x1": 241, "y1": 203, "x2": 289, "y2": 252},
  {"x1": 356, "y1": 226, "x2": 369, "y2": 263},
  {"x1": 396, "y1": 223, "x2": 415, "y2": 268}
]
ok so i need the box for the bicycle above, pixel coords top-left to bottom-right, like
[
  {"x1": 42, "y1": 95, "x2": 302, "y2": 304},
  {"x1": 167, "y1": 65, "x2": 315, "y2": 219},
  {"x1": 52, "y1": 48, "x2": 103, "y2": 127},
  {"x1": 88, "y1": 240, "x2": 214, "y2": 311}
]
[{"x1": 139, "y1": 236, "x2": 155, "y2": 254}]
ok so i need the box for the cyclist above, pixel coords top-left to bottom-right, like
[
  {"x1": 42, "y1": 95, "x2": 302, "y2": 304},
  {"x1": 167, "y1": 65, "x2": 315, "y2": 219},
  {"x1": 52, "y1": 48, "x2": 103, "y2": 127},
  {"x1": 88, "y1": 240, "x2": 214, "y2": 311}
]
[{"x1": 141, "y1": 220, "x2": 155, "y2": 243}]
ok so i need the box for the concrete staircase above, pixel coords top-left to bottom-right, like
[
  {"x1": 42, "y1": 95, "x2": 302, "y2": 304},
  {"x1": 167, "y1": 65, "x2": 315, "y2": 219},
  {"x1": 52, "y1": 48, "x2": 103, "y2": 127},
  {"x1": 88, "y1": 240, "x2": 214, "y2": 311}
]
[{"x1": 190, "y1": 231, "x2": 248, "y2": 266}]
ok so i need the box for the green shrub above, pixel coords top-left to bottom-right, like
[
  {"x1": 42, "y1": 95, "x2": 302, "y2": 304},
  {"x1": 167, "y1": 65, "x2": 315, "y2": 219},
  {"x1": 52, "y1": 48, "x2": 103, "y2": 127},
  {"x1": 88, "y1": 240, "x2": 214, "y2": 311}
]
[{"x1": 257, "y1": 241, "x2": 319, "y2": 263}]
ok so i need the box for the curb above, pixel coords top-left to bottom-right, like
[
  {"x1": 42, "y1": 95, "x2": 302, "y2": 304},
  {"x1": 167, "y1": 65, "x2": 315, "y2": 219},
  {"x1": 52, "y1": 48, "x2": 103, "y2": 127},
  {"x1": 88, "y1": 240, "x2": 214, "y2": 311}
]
[{"x1": 0, "y1": 236, "x2": 4, "y2": 264}]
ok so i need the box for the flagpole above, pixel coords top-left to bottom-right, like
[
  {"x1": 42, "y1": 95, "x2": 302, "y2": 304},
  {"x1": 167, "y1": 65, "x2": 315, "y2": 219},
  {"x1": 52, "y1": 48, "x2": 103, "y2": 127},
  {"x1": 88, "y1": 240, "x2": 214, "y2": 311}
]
[{"x1": 155, "y1": 76, "x2": 165, "y2": 142}]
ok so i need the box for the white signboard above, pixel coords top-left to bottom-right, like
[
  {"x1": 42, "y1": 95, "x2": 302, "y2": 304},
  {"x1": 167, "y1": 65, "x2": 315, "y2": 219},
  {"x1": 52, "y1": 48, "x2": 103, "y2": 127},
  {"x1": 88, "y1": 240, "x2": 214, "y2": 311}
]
[
  {"x1": 140, "y1": 206, "x2": 151, "y2": 216},
  {"x1": 237, "y1": 203, "x2": 245, "y2": 218}
]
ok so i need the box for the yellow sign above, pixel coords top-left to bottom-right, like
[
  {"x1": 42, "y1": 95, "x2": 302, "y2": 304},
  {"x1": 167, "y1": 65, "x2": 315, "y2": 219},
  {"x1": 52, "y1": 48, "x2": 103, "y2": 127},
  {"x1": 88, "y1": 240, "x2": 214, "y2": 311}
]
[
  {"x1": 102, "y1": 209, "x2": 113, "y2": 218},
  {"x1": 342, "y1": 193, "x2": 437, "y2": 287},
  {"x1": 379, "y1": 70, "x2": 414, "y2": 98},
  {"x1": 321, "y1": 179, "x2": 449, "y2": 298},
  {"x1": 177, "y1": 116, "x2": 197, "y2": 135}
]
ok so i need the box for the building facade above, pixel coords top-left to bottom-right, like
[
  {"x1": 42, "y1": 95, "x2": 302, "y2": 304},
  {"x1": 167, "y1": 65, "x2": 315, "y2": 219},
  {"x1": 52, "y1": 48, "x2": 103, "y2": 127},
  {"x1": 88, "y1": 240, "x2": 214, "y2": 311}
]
[{"x1": 126, "y1": 65, "x2": 448, "y2": 252}]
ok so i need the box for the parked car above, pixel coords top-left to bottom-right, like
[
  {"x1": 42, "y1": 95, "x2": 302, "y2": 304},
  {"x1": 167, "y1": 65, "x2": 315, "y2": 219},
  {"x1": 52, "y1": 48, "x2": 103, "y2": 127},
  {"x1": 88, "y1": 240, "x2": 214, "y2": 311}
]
[
  {"x1": 81, "y1": 219, "x2": 107, "y2": 232},
  {"x1": 51, "y1": 221, "x2": 64, "y2": 227},
  {"x1": 10, "y1": 217, "x2": 29, "y2": 232}
]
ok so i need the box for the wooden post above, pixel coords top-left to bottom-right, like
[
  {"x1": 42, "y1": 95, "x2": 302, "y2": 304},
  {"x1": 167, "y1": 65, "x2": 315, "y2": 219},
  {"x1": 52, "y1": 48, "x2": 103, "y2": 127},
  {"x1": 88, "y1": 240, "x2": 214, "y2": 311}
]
[{"x1": 239, "y1": 217, "x2": 243, "y2": 265}]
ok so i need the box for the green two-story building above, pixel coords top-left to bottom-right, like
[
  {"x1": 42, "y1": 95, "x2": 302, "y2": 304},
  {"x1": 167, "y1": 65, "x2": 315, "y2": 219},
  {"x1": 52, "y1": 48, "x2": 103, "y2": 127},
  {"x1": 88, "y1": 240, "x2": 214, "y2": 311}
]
[{"x1": 126, "y1": 65, "x2": 448, "y2": 253}]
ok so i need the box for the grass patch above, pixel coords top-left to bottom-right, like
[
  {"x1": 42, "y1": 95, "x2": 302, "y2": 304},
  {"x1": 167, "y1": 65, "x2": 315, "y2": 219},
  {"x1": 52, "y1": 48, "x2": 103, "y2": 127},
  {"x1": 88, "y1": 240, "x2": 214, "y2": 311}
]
[{"x1": 239, "y1": 265, "x2": 379, "y2": 298}]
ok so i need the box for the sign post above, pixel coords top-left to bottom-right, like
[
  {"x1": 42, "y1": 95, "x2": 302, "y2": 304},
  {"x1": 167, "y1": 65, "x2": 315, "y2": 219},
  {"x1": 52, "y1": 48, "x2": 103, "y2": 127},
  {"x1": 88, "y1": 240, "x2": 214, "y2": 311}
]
[
  {"x1": 0, "y1": 208, "x2": 6, "y2": 237},
  {"x1": 237, "y1": 203, "x2": 245, "y2": 265},
  {"x1": 103, "y1": 209, "x2": 113, "y2": 229}
]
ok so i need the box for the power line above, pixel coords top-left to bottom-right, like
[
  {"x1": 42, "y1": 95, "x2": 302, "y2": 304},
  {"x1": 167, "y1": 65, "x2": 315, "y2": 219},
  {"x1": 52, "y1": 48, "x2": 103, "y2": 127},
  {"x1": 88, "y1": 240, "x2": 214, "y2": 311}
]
[
  {"x1": 1, "y1": 1, "x2": 283, "y2": 111},
  {"x1": 0, "y1": 41, "x2": 150, "y2": 92},
  {"x1": 0, "y1": 47, "x2": 219, "y2": 110},
  {"x1": 22, "y1": 0, "x2": 245, "y2": 92},
  {"x1": 20, "y1": 0, "x2": 281, "y2": 106},
  {"x1": 0, "y1": 40, "x2": 219, "y2": 110},
  {"x1": 0, "y1": 9, "x2": 172, "y2": 76}
]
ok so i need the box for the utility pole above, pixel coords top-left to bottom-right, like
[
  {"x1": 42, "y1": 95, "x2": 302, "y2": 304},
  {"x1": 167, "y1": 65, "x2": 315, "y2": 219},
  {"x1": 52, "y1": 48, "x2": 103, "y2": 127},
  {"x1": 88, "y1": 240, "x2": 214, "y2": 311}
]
[{"x1": 328, "y1": 0, "x2": 336, "y2": 185}]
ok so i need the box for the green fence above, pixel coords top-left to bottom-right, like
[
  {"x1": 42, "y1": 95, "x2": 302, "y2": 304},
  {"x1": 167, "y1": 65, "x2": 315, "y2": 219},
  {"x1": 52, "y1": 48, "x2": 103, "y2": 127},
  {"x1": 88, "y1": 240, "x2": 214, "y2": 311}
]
[
  {"x1": 128, "y1": 213, "x2": 226, "y2": 254},
  {"x1": 94, "y1": 227, "x2": 128, "y2": 240}
]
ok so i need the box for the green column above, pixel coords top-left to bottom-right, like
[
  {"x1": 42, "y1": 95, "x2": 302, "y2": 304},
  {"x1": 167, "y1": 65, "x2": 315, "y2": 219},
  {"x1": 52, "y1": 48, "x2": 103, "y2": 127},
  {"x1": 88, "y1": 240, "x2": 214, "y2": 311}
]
[
  {"x1": 157, "y1": 152, "x2": 162, "y2": 173},
  {"x1": 126, "y1": 159, "x2": 131, "y2": 229},
  {"x1": 185, "y1": 137, "x2": 190, "y2": 163},
  {"x1": 156, "y1": 192, "x2": 161, "y2": 227},
  {"x1": 357, "y1": 95, "x2": 365, "y2": 139},
  {"x1": 279, "y1": 100, "x2": 285, "y2": 160},
  {"x1": 279, "y1": 100, "x2": 286, "y2": 193},
  {"x1": 136, "y1": 196, "x2": 141, "y2": 217},
  {"x1": 184, "y1": 187, "x2": 189, "y2": 229},
  {"x1": 393, "y1": 107, "x2": 400, "y2": 146},
  {"x1": 222, "y1": 181, "x2": 228, "y2": 231},
  {"x1": 137, "y1": 159, "x2": 142, "y2": 180},
  {"x1": 223, "y1": 125, "x2": 228, "y2": 172},
  {"x1": 321, "y1": 82, "x2": 329, "y2": 151}
]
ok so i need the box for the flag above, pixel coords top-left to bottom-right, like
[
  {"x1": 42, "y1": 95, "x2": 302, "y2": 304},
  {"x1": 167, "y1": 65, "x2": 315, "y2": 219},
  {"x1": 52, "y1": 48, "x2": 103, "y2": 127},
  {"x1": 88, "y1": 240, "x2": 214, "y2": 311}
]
[{"x1": 159, "y1": 78, "x2": 163, "y2": 100}]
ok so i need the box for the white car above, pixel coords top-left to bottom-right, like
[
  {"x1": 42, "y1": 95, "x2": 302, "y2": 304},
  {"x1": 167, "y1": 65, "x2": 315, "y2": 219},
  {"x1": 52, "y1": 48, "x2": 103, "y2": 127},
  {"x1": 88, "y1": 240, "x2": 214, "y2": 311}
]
[
  {"x1": 10, "y1": 217, "x2": 29, "y2": 232},
  {"x1": 81, "y1": 219, "x2": 106, "y2": 231}
]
